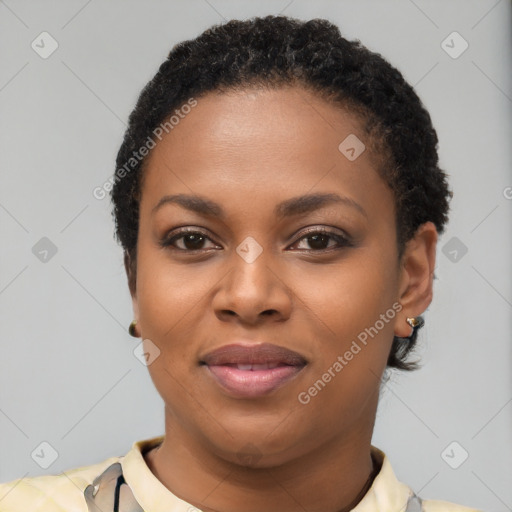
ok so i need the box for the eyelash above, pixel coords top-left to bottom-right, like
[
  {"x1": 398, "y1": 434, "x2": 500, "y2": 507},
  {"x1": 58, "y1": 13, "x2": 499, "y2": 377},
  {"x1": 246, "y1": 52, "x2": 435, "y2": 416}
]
[{"x1": 159, "y1": 227, "x2": 353, "y2": 253}]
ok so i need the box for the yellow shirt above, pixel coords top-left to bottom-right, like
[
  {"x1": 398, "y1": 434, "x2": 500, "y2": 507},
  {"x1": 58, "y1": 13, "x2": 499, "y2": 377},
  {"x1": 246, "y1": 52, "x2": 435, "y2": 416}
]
[{"x1": 0, "y1": 436, "x2": 481, "y2": 512}]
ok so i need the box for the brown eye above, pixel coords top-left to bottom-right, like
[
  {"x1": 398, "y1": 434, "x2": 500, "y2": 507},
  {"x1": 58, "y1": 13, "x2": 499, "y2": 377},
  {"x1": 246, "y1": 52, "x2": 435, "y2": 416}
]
[
  {"x1": 161, "y1": 230, "x2": 218, "y2": 252},
  {"x1": 160, "y1": 227, "x2": 352, "y2": 253},
  {"x1": 290, "y1": 228, "x2": 352, "y2": 252}
]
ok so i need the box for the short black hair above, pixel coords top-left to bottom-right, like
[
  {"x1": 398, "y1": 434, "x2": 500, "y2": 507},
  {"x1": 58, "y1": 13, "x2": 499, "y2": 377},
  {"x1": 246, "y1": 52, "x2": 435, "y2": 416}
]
[{"x1": 110, "y1": 15, "x2": 452, "y2": 372}]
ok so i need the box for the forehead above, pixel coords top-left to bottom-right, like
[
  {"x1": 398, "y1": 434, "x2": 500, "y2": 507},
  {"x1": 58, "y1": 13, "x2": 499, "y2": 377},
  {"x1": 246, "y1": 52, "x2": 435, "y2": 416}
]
[
  {"x1": 147, "y1": 86, "x2": 368, "y2": 161},
  {"x1": 139, "y1": 85, "x2": 393, "y2": 221}
]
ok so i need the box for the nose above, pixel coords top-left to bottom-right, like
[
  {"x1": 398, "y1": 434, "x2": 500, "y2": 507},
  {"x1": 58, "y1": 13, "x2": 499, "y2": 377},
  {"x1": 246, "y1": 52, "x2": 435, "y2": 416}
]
[{"x1": 212, "y1": 246, "x2": 292, "y2": 325}]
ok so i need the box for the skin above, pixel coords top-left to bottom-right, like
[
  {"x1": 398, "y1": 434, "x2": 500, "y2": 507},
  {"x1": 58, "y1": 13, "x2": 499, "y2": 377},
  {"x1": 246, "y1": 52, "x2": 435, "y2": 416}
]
[{"x1": 125, "y1": 85, "x2": 438, "y2": 512}]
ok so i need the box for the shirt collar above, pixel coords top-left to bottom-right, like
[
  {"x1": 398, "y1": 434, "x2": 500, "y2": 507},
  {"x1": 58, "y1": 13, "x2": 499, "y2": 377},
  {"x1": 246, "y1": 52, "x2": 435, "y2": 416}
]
[{"x1": 121, "y1": 436, "x2": 413, "y2": 512}]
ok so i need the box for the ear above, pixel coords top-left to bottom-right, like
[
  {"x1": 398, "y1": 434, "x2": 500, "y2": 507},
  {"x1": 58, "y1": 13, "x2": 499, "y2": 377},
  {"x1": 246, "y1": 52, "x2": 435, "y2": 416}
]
[
  {"x1": 124, "y1": 251, "x2": 140, "y2": 330},
  {"x1": 395, "y1": 221, "x2": 438, "y2": 337}
]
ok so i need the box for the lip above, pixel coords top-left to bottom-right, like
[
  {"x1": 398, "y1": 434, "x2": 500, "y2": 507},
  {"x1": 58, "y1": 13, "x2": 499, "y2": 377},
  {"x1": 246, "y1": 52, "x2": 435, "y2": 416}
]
[{"x1": 200, "y1": 342, "x2": 307, "y2": 398}]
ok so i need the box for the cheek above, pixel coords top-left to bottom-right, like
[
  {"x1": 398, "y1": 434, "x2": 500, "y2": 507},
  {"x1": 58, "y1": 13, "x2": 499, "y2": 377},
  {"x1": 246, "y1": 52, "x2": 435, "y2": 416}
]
[
  {"x1": 134, "y1": 251, "x2": 205, "y2": 407},
  {"x1": 297, "y1": 254, "x2": 397, "y2": 348},
  {"x1": 294, "y1": 259, "x2": 396, "y2": 422},
  {"x1": 135, "y1": 245, "x2": 212, "y2": 340},
  {"x1": 293, "y1": 257, "x2": 398, "y2": 418}
]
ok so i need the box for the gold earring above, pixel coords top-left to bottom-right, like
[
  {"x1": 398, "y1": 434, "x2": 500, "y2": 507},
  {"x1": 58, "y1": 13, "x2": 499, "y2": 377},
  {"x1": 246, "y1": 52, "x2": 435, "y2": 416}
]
[
  {"x1": 406, "y1": 316, "x2": 424, "y2": 338},
  {"x1": 128, "y1": 320, "x2": 138, "y2": 337}
]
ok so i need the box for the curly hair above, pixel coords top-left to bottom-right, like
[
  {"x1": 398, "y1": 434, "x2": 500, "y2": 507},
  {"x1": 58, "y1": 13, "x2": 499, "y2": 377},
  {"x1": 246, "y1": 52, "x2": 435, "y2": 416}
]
[{"x1": 110, "y1": 15, "x2": 452, "y2": 371}]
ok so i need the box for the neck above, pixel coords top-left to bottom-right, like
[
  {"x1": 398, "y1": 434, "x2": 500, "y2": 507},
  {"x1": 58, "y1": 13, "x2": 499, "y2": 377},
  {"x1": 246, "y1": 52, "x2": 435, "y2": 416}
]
[{"x1": 144, "y1": 411, "x2": 380, "y2": 512}]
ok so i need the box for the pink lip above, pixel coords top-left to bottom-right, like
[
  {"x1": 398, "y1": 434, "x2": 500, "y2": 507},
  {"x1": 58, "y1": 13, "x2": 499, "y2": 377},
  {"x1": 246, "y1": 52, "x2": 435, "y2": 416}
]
[{"x1": 200, "y1": 342, "x2": 307, "y2": 398}]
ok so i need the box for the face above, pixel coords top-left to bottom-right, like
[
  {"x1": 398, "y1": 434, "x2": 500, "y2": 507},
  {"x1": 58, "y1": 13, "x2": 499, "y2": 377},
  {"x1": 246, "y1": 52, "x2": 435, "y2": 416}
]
[{"x1": 128, "y1": 85, "x2": 436, "y2": 466}]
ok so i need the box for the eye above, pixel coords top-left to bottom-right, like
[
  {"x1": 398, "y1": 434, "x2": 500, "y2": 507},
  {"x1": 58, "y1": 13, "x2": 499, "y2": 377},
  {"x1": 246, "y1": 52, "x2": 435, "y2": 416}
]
[
  {"x1": 160, "y1": 228, "x2": 219, "y2": 252},
  {"x1": 289, "y1": 227, "x2": 352, "y2": 252},
  {"x1": 160, "y1": 227, "x2": 352, "y2": 253}
]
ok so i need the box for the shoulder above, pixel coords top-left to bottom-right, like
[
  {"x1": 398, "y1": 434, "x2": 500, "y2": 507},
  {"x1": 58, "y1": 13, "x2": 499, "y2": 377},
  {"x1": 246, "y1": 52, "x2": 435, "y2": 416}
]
[
  {"x1": 422, "y1": 499, "x2": 484, "y2": 512},
  {"x1": 0, "y1": 455, "x2": 122, "y2": 512},
  {"x1": 369, "y1": 445, "x2": 482, "y2": 512}
]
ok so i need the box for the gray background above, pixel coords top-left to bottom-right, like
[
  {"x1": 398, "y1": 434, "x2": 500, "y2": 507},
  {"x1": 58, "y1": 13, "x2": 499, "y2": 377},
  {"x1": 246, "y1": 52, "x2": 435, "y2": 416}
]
[{"x1": 1, "y1": 1, "x2": 511, "y2": 510}]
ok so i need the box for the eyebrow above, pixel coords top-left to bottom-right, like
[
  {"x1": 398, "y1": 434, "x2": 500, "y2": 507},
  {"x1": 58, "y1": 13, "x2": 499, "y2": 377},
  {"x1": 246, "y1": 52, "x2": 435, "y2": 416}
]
[{"x1": 151, "y1": 192, "x2": 368, "y2": 220}]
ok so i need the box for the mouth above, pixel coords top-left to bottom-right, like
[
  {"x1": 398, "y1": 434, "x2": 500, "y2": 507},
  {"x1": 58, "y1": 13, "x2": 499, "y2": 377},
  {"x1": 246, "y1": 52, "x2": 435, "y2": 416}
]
[{"x1": 200, "y1": 342, "x2": 307, "y2": 399}]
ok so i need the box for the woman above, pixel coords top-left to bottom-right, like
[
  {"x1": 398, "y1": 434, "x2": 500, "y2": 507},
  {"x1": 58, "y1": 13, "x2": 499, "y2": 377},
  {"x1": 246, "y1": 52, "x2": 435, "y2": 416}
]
[{"x1": 0, "y1": 15, "x2": 481, "y2": 512}]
